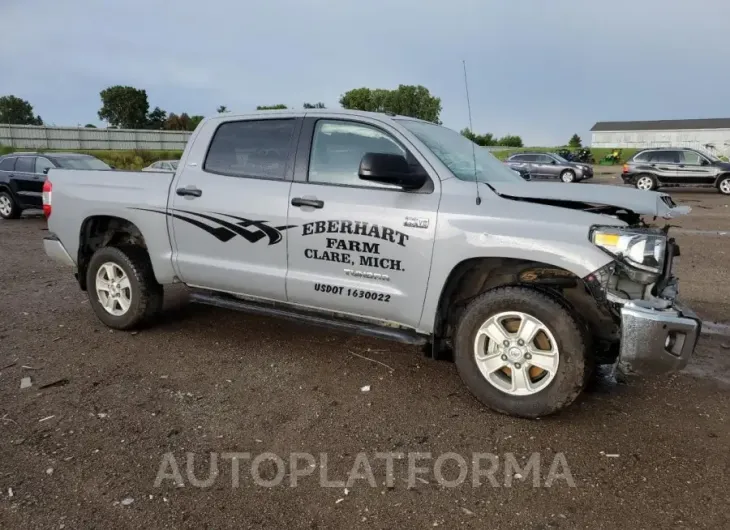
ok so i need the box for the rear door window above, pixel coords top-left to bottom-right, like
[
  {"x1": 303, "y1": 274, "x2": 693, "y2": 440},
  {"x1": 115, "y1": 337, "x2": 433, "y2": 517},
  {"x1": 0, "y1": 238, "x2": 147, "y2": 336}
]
[
  {"x1": 15, "y1": 157, "x2": 35, "y2": 173},
  {"x1": 633, "y1": 152, "x2": 651, "y2": 162},
  {"x1": 204, "y1": 119, "x2": 296, "y2": 180},
  {"x1": 650, "y1": 151, "x2": 680, "y2": 164},
  {"x1": 0, "y1": 157, "x2": 16, "y2": 171}
]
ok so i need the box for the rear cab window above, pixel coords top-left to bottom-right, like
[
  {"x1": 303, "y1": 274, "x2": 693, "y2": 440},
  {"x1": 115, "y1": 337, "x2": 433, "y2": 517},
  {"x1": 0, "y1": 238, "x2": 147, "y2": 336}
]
[{"x1": 204, "y1": 119, "x2": 296, "y2": 180}]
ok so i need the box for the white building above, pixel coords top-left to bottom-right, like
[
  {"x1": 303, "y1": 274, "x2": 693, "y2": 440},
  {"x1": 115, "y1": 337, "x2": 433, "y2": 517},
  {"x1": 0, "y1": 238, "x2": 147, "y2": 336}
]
[{"x1": 590, "y1": 118, "x2": 730, "y2": 158}]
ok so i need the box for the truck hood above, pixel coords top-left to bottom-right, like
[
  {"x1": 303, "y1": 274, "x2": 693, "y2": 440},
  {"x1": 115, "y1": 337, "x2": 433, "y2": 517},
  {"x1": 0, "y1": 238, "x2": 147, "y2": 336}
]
[{"x1": 490, "y1": 181, "x2": 691, "y2": 220}]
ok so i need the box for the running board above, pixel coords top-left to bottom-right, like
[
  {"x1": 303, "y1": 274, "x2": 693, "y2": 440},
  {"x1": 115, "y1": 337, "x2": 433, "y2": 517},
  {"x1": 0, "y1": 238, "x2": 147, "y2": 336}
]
[{"x1": 189, "y1": 291, "x2": 429, "y2": 346}]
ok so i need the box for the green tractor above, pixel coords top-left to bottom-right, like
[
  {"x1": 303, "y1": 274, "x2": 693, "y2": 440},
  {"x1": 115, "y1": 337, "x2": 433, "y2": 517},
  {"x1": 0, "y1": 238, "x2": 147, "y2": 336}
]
[{"x1": 599, "y1": 149, "x2": 622, "y2": 165}]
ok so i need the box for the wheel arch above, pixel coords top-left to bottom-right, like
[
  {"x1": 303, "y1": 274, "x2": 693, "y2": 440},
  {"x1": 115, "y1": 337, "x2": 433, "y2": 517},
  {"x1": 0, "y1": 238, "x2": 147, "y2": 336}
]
[
  {"x1": 714, "y1": 172, "x2": 730, "y2": 187},
  {"x1": 429, "y1": 257, "x2": 617, "y2": 354},
  {"x1": 77, "y1": 215, "x2": 151, "y2": 290}
]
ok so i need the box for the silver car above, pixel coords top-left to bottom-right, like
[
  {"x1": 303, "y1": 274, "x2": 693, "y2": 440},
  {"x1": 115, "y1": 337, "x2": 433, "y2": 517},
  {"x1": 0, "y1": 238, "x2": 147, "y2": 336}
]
[
  {"x1": 505, "y1": 152, "x2": 593, "y2": 183},
  {"x1": 142, "y1": 160, "x2": 179, "y2": 172}
]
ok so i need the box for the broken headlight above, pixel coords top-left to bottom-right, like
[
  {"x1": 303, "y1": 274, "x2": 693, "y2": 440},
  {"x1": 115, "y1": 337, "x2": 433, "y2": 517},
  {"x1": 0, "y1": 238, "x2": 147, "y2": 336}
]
[{"x1": 590, "y1": 227, "x2": 666, "y2": 277}]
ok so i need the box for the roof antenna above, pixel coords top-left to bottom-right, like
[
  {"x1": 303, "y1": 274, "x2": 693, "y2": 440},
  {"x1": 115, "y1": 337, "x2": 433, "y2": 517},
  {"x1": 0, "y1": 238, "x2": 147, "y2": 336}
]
[{"x1": 462, "y1": 60, "x2": 481, "y2": 205}]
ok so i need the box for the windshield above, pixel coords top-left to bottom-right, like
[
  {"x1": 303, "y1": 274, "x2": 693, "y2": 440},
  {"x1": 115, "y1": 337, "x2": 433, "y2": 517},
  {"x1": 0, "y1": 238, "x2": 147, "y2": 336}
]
[
  {"x1": 56, "y1": 157, "x2": 111, "y2": 170},
  {"x1": 398, "y1": 120, "x2": 523, "y2": 183}
]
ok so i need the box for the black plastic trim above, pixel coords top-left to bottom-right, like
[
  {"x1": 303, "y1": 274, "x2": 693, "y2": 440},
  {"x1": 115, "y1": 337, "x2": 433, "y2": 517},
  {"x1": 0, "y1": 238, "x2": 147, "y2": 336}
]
[{"x1": 189, "y1": 290, "x2": 429, "y2": 346}]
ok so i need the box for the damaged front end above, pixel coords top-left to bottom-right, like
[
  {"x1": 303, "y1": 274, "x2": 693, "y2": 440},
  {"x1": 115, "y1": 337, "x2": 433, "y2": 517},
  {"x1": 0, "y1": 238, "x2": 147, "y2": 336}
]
[{"x1": 585, "y1": 226, "x2": 701, "y2": 376}]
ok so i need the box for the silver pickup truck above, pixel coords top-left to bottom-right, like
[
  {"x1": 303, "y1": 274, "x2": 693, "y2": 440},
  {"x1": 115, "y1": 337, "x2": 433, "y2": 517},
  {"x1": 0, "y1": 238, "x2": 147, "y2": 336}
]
[{"x1": 42, "y1": 109, "x2": 700, "y2": 418}]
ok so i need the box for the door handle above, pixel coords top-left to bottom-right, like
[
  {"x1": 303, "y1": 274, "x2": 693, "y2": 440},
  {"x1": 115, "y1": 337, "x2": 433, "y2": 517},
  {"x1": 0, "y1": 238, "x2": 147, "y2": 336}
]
[
  {"x1": 176, "y1": 186, "x2": 202, "y2": 198},
  {"x1": 291, "y1": 197, "x2": 324, "y2": 209}
]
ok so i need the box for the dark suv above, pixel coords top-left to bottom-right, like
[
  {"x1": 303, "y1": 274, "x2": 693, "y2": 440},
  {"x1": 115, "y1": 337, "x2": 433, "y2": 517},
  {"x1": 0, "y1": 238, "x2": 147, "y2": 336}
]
[
  {"x1": 505, "y1": 152, "x2": 593, "y2": 183},
  {"x1": 0, "y1": 152, "x2": 111, "y2": 219},
  {"x1": 622, "y1": 148, "x2": 730, "y2": 195}
]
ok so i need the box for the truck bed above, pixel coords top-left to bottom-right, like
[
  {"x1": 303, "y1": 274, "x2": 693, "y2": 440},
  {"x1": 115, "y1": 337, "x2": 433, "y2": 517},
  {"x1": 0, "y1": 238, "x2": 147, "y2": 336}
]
[{"x1": 46, "y1": 168, "x2": 178, "y2": 284}]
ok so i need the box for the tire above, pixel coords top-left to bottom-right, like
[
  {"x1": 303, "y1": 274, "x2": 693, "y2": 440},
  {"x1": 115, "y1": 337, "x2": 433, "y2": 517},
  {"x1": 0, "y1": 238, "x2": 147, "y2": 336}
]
[
  {"x1": 0, "y1": 190, "x2": 21, "y2": 219},
  {"x1": 560, "y1": 170, "x2": 576, "y2": 183},
  {"x1": 453, "y1": 286, "x2": 588, "y2": 418},
  {"x1": 635, "y1": 174, "x2": 657, "y2": 191},
  {"x1": 718, "y1": 175, "x2": 730, "y2": 195},
  {"x1": 86, "y1": 245, "x2": 163, "y2": 330}
]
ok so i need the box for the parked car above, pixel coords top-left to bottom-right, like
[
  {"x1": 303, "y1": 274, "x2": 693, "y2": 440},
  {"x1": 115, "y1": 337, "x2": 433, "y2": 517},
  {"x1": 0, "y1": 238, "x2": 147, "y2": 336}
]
[
  {"x1": 142, "y1": 160, "x2": 179, "y2": 172},
  {"x1": 42, "y1": 109, "x2": 698, "y2": 418},
  {"x1": 0, "y1": 152, "x2": 111, "y2": 219},
  {"x1": 510, "y1": 166, "x2": 531, "y2": 180},
  {"x1": 505, "y1": 152, "x2": 593, "y2": 183},
  {"x1": 622, "y1": 148, "x2": 730, "y2": 195}
]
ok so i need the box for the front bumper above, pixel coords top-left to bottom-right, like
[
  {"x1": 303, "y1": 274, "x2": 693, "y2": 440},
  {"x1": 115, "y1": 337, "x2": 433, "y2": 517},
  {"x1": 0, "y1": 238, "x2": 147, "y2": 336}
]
[
  {"x1": 43, "y1": 234, "x2": 76, "y2": 268},
  {"x1": 618, "y1": 299, "x2": 701, "y2": 375}
]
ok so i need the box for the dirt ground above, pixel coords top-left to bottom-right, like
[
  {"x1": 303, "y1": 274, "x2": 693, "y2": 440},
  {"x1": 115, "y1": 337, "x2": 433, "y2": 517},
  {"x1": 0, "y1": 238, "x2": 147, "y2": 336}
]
[{"x1": 1, "y1": 172, "x2": 729, "y2": 529}]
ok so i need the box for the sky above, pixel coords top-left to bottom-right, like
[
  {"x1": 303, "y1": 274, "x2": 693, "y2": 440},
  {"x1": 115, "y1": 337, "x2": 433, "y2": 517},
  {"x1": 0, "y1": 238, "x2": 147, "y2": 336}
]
[{"x1": 1, "y1": 0, "x2": 729, "y2": 146}]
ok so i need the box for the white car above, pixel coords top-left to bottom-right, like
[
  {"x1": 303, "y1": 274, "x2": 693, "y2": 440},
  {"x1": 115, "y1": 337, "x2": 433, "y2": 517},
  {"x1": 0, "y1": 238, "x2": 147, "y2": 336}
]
[{"x1": 142, "y1": 160, "x2": 179, "y2": 172}]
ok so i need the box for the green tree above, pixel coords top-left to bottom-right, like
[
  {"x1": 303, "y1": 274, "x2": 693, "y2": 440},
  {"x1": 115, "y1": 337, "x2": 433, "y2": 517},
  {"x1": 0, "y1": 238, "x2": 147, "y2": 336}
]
[
  {"x1": 189, "y1": 115, "x2": 204, "y2": 131},
  {"x1": 496, "y1": 135, "x2": 524, "y2": 148},
  {"x1": 0, "y1": 95, "x2": 43, "y2": 125},
  {"x1": 568, "y1": 134, "x2": 582, "y2": 148},
  {"x1": 256, "y1": 104, "x2": 288, "y2": 110},
  {"x1": 98, "y1": 86, "x2": 149, "y2": 129},
  {"x1": 461, "y1": 128, "x2": 495, "y2": 147},
  {"x1": 84, "y1": 124, "x2": 97, "y2": 128},
  {"x1": 339, "y1": 85, "x2": 442, "y2": 123},
  {"x1": 217, "y1": 105, "x2": 228, "y2": 113},
  {"x1": 303, "y1": 102, "x2": 326, "y2": 109},
  {"x1": 146, "y1": 106, "x2": 167, "y2": 129}
]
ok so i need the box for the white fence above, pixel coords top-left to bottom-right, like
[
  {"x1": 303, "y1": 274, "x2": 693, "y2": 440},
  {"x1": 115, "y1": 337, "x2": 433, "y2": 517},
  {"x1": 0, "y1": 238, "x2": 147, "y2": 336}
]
[{"x1": 0, "y1": 124, "x2": 192, "y2": 151}]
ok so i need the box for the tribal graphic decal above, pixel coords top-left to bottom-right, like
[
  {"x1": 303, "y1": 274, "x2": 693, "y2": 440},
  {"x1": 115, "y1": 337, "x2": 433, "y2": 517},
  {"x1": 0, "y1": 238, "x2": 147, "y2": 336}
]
[{"x1": 132, "y1": 208, "x2": 296, "y2": 245}]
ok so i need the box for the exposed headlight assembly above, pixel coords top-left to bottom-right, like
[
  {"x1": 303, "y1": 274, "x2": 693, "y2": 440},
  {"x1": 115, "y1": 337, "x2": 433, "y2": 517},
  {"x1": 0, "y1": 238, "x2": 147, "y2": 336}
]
[{"x1": 590, "y1": 227, "x2": 666, "y2": 282}]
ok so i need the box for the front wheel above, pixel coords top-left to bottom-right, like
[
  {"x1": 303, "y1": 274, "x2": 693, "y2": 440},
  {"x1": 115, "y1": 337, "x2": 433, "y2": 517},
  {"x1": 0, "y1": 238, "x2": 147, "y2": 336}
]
[
  {"x1": 0, "y1": 190, "x2": 21, "y2": 219},
  {"x1": 560, "y1": 170, "x2": 576, "y2": 183},
  {"x1": 718, "y1": 175, "x2": 730, "y2": 195},
  {"x1": 86, "y1": 245, "x2": 163, "y2": 330},
  {"x1": 453, "y1": 287, "x2": 588, "y2": 418}
]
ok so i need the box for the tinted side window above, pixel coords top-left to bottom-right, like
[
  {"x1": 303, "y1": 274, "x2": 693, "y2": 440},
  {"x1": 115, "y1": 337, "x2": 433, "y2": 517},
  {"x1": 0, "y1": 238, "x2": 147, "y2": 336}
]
[
  {"x1": 509, "y1": 155, "x2": 526, "y2": 162},
  {"x1": 35, "y1": 157, "x2": 55, "y2": 174},
  {"x1": 15, "y1": 157, "x2": 34, "y2": 173},
  {"x1": 308, "y1": 120, "x2": 407, "y2": 189},
  {"x1": 537, "y1": 155, "x2": 554, "y2": 164},
  {"x1": 204, "y1": 119, "x2": 295, "y2": 180},
  {"x1": 633, "y1": 152, "x2": 651, "y2": 162},
  {"x1": 0, "y1": 157, "x2": 17, "y2": 171},
  {"x1": 650, "y1": 151, "x2": 680, "y2": 164},
  {"x1": 522, "y1": 155, "x2": 538, "y2": 162}
]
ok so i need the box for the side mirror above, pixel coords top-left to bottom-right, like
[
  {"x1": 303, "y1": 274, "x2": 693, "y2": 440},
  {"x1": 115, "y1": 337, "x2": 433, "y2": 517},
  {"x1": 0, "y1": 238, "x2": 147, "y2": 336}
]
[
  {"x1": 701, "y1": 159, "x2": 709, "y2": 166},
  {"x1": 358, "y1": 152, "x2": 426, "y2": 190},
  {"x1": 42, "y1": 168, "x2": 50, "y2": 175},
  {"x1": 551, "y1": 160, "x2": 557, "y2": 165}
]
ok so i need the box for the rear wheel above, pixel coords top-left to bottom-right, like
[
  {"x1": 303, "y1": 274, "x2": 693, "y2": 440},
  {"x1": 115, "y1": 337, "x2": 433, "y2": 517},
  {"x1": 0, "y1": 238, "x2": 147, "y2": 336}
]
[
  {"x1": 718, "y1": 175, "x2": 730, "y2": 195},
  {"x1": 86, "y1": 245, "x2": 163, "y2": 330},
  {"x1": 635, "y1": 174, "x2": 657, "y2": 191},
  {"x1": 453, "y1": 286, "x2": 588, "y2": 418},
  {"x1": 560, "y1": 170, "x2": 576, "y2": 183},
  {"x1": 0, "y1": 191, "x2": 21, "y2": 219}
]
